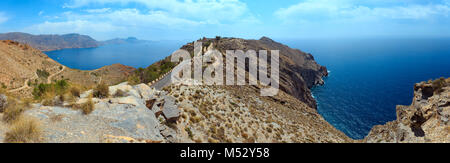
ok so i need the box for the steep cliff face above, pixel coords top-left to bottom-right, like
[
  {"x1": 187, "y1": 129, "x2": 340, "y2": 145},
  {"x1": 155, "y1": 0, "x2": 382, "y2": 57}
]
[
  {"x1": 0, "y1": 32, "x2": 99, "y2": 51},
  {"x1": 364, "y1": 78, "x2": 450, "y2": 143},
  {"x1": 180, "y1": 37, "x2": 328, "y2": 108}
]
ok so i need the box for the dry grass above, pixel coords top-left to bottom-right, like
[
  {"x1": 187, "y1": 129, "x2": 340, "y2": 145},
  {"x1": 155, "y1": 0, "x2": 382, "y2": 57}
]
[
  {"x1": 70, "y1": 87, "x2": 81, "y2": 98},
  {"x1": 113, "y1": 89, "x2": 127, "y2": 98},
  {"x1": 79, "y1": 97, "x2": 95, "y2": 115},
  {"x1": 2, "y1": 99, "x2": 25, "y2": 124},
  {"x1": 93, "y1": 82, "x2": 109, "y2": 99},
  {"x1": 4, "y1": 116, "x2": 42, "y2": 143}
]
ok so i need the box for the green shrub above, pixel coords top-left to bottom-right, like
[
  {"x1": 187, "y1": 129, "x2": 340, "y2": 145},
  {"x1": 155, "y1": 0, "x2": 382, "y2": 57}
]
[
  {"x1": 93, "y1": 83, "x2": 109, "y2": 99},
  {"x1": 32, "y1": 80, "x2": 69, "y2": 100},
  {"x1": 127, "y1": 74, "x2": 141, "y2": 86},
  {"x1": 36, "y1": 69, "x2": 50, "y2": 79},
  {"x1": 132, "y1": 57, "x2": 178, "y2": 84},
  {"x1": 54, "y1": 80, "x2": 69, "y2": 94}
]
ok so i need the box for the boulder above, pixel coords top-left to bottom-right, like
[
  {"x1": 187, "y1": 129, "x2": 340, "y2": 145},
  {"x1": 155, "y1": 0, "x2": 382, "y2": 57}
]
[
  {"x1": 134, "y1": 84, "x2": 156, "y2": 100},
  {"x1": 162, "y1": 96, "x2": 180, "y2": 123},
  {"x1": 110, "y1": 96, "x2": 143, "y2": 106},
  {"x1": 0, "y1": 94, "x2": 7, "y2": 112},
  {"x1": 109, "y1": 82, "x2": 140, "y2": 98}
]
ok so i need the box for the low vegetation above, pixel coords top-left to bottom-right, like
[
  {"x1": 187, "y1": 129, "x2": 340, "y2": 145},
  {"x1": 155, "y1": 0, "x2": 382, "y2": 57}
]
[
  {"x1": 36, "y1": 69, "x2": 50, "y2": 79},
  {"x1": 431, "y1": 77, "x2": 448, "y2": 93},
  {"x1": 2, "y1": 98, "x2": 25, "y2": 124},
  {"x1": 80, "y1": 97, "x2": 94, "y2": 115},
  {"x1": 93, "y1": 82, "x2": 109, "y2": 99},
  {"x1": 32, "y1": 80, "x2": 69, "y2": 100},
  {"x1": 113, "y1": 89, "x2": 127, "y2": 98},
  {"x1": 4, "y1": 116, "x2": 42, "y2": 143},
  {"x1": 129, "y1": 57, "x2": 177, "y2": 84},
  {"x1": 70, "y1": 87, "x2": 81, "y2": 98}
]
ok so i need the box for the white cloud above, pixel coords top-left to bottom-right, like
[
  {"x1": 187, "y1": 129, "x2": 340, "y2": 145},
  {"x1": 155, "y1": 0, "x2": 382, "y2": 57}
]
[
  {"x1": 26, "y1": 0, "x2": 258, "y2": 40},
  {"x1": 24, "y1": 8, "x2": 208, "y2": 39},
  {"x1": 38, "y1": 11, "x2": 45, "y2": 16},
  {"x1": 63, "y1": 0, "x2": 249, "y2": 23},
  {"x1": 0, "y1": 12, "x2": 8, "y2": 24},
  {"x1": 84, "y1": 8, "x2": 111, "y2": 13},
  {"x1": 27, "y1": 20, "x2": 120, "y2": 34},
  {"x1": 275, "y1": 0, "x2": 450, "y2": 22}
]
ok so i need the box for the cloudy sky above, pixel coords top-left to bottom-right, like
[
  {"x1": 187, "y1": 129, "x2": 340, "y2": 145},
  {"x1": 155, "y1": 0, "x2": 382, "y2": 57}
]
[{"x1": 0, "y1": 0, "x2": 449, "y2": 40}]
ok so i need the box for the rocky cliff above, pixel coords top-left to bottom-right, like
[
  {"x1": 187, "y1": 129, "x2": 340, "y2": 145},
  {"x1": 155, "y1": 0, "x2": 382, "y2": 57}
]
[
  {"x1": 0, "y1": 32, "x2": 99, "y2": 51},
  {"x1": 180, "y1": 37, "x2": 328, "y2": 109},
  {"x1": 364, "y1": 78, "x2": 450, "y2": 143}
]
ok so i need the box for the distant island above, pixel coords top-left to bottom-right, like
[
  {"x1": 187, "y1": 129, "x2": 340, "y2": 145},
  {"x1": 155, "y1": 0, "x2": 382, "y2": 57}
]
[{"x1": 100, "y1": 37, "x2": 152, "y2": 45}]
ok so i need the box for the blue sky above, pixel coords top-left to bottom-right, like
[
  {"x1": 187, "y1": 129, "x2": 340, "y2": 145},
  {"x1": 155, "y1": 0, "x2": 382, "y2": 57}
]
[{"x1": 0, "y1": 0, "x2": 449, "y2": 41}]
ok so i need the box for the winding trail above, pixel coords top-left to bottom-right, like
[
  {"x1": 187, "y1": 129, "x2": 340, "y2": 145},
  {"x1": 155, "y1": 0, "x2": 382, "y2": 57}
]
[
  {"x1": 7, "y1": 73, "x2": 38, "y2": 93},
  {"x1": 7, "y1": 66, "x2": 66, "y2": 93},
  {"x1": 47, "y1": 66, "x2": 65, "y2": 84}
]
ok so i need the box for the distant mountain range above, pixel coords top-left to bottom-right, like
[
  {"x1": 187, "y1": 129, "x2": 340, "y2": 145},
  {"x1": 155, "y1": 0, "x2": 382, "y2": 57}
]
[
  {"x1": 0, "y1": 32, "x2": 99, "y2": 51},
  {"x1": 0, "y1": 32, "x2": 149, "y2": 52}
]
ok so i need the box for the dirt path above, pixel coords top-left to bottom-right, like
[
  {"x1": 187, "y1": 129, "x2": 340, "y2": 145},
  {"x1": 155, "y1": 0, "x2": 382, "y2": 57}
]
[
  {"x1": 47, "y1": 66, "x2": 65, "y2": 84},
  {"x1": 7, "y1": 73, "x2": 38, "y2": 93},
  {"x1": 7, "y1": 66, "x2": 66, "y2": 93}
]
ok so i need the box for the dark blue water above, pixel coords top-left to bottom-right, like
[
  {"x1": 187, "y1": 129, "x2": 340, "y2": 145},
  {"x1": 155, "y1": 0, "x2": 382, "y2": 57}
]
[
  {"x1": 46, "y1": 41, "x2": 185, "y2": 70},
  {"x1": 282, "y1": 38, "x2": 450, "y2": 139}
]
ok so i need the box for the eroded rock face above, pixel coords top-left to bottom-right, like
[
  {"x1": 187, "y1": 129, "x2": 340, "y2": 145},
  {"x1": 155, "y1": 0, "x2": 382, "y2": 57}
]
[
  {"x1": 0, "y1": 94, "x2": 7, "y2": 113},
  {"x1": 364, "y1": 79, "x2": 450, "y2": 143},
  {"x1": 180, "y1": 37, "x2": 328, "y2": 109}
]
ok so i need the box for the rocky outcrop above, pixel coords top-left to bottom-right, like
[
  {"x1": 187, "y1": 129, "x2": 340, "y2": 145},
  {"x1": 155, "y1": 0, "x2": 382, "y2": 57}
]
[
  {"x1": 0, "y1": 94, "x2": 6, "y2": 113},
  {"x1": 13, "y1": 83, "x2": 187, "y2": 143},
  {"x1": 180, "y1": 37, "x2": 327, "y2": 108},
  {"x1": 0, "y1": 32, "x2": 99, "y2": 51},
  {"x1": 364, "y1": 78, "x2": 450, "y2": 143}
]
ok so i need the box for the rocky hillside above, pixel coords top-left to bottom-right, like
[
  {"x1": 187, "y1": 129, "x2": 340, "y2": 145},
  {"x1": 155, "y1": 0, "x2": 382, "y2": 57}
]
[
  {"x1": 0, "y1": 36, "x2": 352, "y2": 143},
  {"x1": 0, "y1": 32, "x2": 99, "y2": 51},
  {"x1": 0, "y1": 81, "x2": 351, "y2": 143},
  {"x1": 0, "y1": 40, "x2": 134, "y2": 97},
  {"x1": 179, "y1": 37, "x2": 328, "y2": 109},
  {"x1": 364, "y1": 78, "x2": 450, "y2": 143}
]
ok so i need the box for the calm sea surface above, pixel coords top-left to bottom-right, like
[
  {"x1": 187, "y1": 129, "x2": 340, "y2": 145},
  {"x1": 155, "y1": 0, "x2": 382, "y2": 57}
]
[
  {"x1": 47, "y1": 38, "x2": 450, "y2": 139},
  {"x1": 282, "y1": 38, "x2": 450, "y2": 139},
  {"x1": 46, "y1": 41, "x2": 185, "y2": 70}
]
